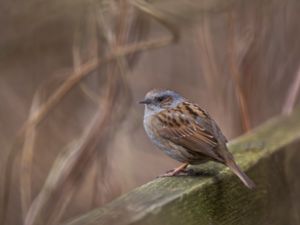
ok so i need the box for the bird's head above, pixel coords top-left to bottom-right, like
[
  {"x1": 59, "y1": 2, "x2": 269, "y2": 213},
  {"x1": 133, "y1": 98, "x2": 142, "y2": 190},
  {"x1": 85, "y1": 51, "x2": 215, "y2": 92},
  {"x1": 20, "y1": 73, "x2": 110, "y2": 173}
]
[{"x1": 139, "y1": 89, "x2": 185, "y2": 116}]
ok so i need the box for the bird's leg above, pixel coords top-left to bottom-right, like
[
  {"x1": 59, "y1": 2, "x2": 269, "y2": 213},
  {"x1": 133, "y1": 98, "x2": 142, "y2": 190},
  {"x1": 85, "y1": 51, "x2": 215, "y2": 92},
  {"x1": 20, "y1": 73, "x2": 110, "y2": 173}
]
[{"x1": 159, "y1": 163, "x2": 189, "y2": 177}]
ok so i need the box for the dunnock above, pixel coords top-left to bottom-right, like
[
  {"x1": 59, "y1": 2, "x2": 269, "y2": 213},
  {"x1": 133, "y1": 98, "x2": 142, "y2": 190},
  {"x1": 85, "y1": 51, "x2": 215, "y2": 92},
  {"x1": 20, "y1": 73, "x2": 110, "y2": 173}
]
[{"x1": 140, "y1": 89, "x2": 255, "y2": 189}]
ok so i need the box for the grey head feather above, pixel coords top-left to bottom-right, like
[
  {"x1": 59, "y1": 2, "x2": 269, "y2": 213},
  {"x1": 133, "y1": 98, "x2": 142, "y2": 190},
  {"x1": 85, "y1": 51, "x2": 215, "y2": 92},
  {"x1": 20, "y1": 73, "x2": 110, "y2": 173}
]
[{"x1": 141, "y1": 89, "x2": 185, "y2": 117}]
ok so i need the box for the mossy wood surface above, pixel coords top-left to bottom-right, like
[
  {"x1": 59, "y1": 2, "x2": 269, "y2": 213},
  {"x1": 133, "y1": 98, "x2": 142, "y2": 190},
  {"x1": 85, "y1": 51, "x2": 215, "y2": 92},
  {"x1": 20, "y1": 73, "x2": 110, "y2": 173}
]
[{"x1": 65, "y1": 111, "x2": 300, "y2": 225}]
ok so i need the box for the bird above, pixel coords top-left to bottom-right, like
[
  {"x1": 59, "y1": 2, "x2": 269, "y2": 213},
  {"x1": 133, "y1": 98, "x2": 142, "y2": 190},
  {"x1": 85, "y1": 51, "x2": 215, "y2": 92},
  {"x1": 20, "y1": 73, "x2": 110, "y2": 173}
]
[{"x1": 140, "y1": 89, "x2": 255, "y2": 189}]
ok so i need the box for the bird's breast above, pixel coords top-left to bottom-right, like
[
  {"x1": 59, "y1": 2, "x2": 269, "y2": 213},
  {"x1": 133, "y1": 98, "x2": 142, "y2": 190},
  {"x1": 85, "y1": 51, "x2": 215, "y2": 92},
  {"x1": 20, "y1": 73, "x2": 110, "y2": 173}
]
[
  {"x1": 143, "y1": 115, "x2": 181, "y2": 160},
  {"x1": 143, "y1": 115, "x2": 169, "y2": 150}
]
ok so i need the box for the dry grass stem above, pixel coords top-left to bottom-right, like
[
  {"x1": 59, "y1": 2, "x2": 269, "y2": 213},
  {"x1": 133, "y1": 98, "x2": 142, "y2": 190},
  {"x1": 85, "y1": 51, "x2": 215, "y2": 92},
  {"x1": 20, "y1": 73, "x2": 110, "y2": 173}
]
[
  {"x1": 20, "y1": 93, "x2": 41, "y2": 221},
  {"x1": 227, "y1": 11, "x2": 251, "y2": 132},
  {"x1": 282, "y1": 66, "x2": 300, "y2": 115},
  {"x1": 131, "y1": 0, "x2": 179, "y2": 42},
  {"x1": 197, "y1": 15, "x2": 220, "y2": 93}
]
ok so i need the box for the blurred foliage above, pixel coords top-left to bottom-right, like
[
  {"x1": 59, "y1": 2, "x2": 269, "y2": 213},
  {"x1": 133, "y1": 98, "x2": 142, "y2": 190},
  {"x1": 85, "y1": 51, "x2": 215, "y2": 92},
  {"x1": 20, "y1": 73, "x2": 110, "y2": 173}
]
[{"x1": 0, "y1": 0, "x2": 300, "y2": 224}]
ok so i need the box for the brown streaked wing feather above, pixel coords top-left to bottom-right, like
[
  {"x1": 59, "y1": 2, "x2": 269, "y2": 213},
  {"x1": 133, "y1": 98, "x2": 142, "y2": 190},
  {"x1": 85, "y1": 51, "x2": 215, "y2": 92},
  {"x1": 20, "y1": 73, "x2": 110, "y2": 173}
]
[
  {"x1": 181, "y1": 102, "x2": 228, "y2": 143},
  {"x1": 152, "y1": 107, "x2": 223, "y2": 161}
]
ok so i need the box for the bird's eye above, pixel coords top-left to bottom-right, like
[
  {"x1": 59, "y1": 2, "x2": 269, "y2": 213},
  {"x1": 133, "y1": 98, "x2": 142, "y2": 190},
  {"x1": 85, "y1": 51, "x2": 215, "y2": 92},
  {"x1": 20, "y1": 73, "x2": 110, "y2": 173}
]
[{"x1": 156, "y1": 96, "x2": 165, "y2": 102}]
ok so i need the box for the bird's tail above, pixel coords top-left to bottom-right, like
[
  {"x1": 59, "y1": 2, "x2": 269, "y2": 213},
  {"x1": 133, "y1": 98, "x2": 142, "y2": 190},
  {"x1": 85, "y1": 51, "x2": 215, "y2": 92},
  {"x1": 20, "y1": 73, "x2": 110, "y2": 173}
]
[{"x1": 226, "y1": 159, "x2": 256, "y2": 189}]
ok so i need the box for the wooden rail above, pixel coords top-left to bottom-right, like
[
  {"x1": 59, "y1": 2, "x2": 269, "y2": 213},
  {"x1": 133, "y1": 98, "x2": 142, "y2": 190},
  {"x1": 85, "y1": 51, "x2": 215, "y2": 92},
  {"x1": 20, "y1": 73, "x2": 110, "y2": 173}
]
[{"x1": 65, "y1": 110, "x2": 300, "y2": 225}]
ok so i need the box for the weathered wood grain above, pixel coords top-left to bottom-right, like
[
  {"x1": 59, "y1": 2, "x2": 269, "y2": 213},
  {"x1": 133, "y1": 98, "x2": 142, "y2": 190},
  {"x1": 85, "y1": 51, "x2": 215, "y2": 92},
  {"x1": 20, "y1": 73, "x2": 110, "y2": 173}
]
[{"x1": 64, "y1": 110, "x2": 300, "y2": 225}]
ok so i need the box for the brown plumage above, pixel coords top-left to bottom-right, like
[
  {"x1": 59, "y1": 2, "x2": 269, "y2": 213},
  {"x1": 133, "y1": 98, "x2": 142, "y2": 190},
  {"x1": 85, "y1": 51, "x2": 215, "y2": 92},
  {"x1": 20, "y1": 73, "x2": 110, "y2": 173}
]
[{"x1": 141, "y1": 89, "x2": 255, "y2": 189}]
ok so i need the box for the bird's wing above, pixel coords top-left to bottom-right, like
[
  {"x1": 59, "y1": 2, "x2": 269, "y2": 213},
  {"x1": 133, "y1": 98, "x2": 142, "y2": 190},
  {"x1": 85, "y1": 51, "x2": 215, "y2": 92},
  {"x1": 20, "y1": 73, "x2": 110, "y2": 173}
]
[{"x1": 152, "y1": 102, "x2": 226, "y2": 162}]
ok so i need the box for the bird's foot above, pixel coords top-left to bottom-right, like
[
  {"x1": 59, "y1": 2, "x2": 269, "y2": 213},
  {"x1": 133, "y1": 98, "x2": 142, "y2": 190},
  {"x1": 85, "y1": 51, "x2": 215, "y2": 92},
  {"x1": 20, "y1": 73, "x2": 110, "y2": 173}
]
[
  {"x1": 158, "y1": 170, "x2": 187, "y2": 177},
  {"x1": 158, "y1": 163, "x2": 189, "y2": 177}
]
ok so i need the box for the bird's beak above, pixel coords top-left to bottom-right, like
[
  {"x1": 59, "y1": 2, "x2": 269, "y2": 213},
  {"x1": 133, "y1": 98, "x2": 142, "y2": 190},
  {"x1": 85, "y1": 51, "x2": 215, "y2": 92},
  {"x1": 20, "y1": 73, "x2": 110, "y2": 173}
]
[{"x1": 139, "y1": 99, "x2": 151, "y2": 104}]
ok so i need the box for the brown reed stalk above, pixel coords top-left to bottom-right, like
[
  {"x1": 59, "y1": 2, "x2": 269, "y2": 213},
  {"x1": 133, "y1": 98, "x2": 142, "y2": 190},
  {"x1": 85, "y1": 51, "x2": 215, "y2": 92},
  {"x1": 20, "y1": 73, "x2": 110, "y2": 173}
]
[
  {"x1": 227, "y1": 11, "x2": 251, "y2": 132},
  {"x1": 282, "y1": 66, "x2": 300, "y2": 115},
  {"x1": 196, "y1": 15, "x2": 221, "y2": 98},
  {"x1": 20, "y1": 93, "x2": 40, "y2": 221}
]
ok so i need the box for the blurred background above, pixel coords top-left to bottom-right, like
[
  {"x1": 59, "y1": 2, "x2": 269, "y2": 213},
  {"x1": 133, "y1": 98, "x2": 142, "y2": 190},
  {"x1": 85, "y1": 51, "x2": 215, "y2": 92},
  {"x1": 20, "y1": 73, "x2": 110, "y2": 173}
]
[{"x1": 1, "y1": 0, "x2": 300, "y2": 224}]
